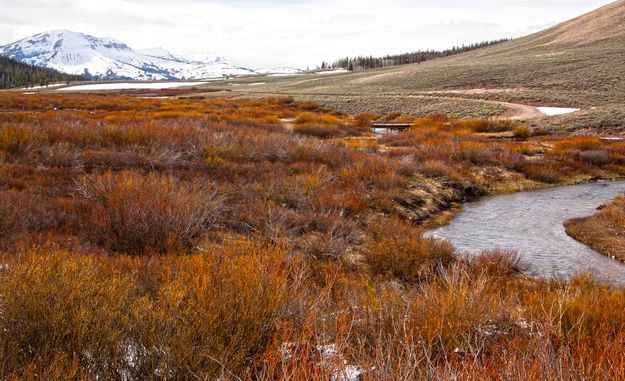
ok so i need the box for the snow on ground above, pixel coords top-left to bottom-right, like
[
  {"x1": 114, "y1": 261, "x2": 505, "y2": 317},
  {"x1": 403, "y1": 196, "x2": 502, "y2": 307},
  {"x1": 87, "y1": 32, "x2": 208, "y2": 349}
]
[
  {"x1": 57, "y1": 81, "x2": 210, "y2": 91},
  {"x1": 537, "y1": 107, "x2": 580, "y2": 116},
  {"x1": 281, "y1": 343, "x2": 365, "y2": 381},
  {"x1": 248, "y1": 82, "x2": 266, "y2": 86},
  {"x1": 19, "y1": 83, "x2": 66, "y2": 90},
  {"x1": 317, "y1": 344, "x2": 365, "y2": 381},
  {"x1": 315, "y1": 69, "x2": 350, "y2": 75}
]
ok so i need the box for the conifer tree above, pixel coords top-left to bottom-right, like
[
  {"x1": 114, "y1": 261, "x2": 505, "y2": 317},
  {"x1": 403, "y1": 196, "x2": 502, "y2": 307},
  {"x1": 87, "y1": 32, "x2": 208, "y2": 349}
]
[{"x1": 0, "y1": 55, "x2": 84, "y2": 89}]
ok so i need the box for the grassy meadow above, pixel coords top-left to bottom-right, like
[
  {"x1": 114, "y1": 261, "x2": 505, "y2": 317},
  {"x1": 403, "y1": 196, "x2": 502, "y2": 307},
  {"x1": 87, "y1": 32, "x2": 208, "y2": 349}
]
[
  {"x1": 186, "y1": 0, "x2": 625, "y2": 133},
  {"x1": 1, "y1": 93, "x2": 625, "y2": 379}
]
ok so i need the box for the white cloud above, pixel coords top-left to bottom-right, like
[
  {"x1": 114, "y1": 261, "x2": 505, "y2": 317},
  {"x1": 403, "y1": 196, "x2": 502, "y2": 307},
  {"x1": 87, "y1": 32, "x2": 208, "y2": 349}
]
[{"x1": 0, "y1": 0, "x2": 616, "y2": 68}]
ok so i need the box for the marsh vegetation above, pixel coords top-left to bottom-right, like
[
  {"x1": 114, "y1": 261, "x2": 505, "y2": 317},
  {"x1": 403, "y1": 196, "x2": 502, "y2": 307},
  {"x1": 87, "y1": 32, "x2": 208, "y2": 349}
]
[{"x1": 0, "y1": 93, "x2": 624, "y2": 379}]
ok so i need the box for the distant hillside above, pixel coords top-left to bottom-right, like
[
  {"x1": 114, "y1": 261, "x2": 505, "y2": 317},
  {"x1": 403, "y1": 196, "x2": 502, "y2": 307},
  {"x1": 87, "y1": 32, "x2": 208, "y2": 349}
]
[
  {"x1": 324, "y1": 39, "x2": 509, "y2": 71},
  {"x1": 0, "y1": 55, "x2": 83, "y2": 89},
  {"x1": 222, "y1": 0, "x2": 625, "y2": 131}
]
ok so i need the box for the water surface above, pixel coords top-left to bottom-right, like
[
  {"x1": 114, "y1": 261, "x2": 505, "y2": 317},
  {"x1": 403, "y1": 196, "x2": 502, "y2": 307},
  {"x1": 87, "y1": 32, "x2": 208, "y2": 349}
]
[{"x1": 427, "y1": 181, "x2": 625, "y2": 283}]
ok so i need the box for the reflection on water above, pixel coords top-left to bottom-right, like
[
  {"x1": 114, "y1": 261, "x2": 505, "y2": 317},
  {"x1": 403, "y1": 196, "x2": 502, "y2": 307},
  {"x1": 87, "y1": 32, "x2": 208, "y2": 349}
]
[{"x1": 427, "y1": 181, "x2": 625, "y2": 283}]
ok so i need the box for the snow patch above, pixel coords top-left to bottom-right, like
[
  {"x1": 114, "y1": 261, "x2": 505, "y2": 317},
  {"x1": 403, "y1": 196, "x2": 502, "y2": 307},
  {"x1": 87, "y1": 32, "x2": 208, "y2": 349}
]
[
  {"x1": 315, "y1": 69, "x2": 350, "y2": 75},
  {"x1": 281, "y1": 343, "x2": 365, "y2": 381},
  {"x1": 317, "y1": 344, "x2": 365, "y2": 381},
  {"x1": 537, "y1": 107, "x2": 580, "y2": 116},
  {"x1": 19, "y1": 83, "x2": 66, "y2": 90},
  {"x1": 58, "y1": 81, "x2": 209, "y2": 91}
]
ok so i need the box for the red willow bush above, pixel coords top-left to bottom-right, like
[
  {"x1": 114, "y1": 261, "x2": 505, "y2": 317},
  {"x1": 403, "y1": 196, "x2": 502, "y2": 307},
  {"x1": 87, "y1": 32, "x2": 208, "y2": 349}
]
[
  {"x1": 365, "y1": 216, "x2": 455, "y2": 282},
  {"x1": 380, "y1": 114, "x2": 625, "y2": 190},
  {"x1": 0, "y1": 94, "x2": 415, "y2": 259},
  {"x1": 0, "y1": 242, "x2": 303, "y2": 379},
  {"x1": 76, "y1": 170, "x2": 226, "y2": 254}
]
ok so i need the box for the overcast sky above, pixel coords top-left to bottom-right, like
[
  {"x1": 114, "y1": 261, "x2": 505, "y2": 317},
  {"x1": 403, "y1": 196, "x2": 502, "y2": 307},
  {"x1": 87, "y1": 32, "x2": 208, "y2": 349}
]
[{"x1": 0, "y1": 0, "x2": 615, "y2": 69}]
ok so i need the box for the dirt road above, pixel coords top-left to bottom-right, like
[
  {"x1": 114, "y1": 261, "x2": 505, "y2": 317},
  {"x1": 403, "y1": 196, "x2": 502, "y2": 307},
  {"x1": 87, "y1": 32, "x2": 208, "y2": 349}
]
[
  {"x1": 229, "y1": 87, "x2": 548, "y2": 121},
  {"x1": 492, "y1": 101, "x2": 546, "y2": 120}
]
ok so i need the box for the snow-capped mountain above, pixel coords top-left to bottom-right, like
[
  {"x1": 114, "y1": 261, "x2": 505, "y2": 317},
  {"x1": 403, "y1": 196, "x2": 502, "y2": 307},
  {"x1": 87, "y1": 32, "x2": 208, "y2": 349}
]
[{"x1": 0, "y1": 30, "x2": 257, "y2": 80}]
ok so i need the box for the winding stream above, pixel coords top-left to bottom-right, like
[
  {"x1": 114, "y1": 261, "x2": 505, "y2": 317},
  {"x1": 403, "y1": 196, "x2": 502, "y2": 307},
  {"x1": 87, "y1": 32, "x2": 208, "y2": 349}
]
[{"x1": 427, "y1": 181, "x2": 625, "y2": 283}]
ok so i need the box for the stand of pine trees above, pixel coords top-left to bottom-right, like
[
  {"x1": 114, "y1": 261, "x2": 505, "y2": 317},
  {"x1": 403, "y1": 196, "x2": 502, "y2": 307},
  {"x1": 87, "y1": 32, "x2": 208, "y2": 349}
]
[
  {"x1": 0, "y1": 55, "x2": 84, "y2": 89},
  {"x1": 322, "y1": 39, "x2": 509, "y2": 71}
]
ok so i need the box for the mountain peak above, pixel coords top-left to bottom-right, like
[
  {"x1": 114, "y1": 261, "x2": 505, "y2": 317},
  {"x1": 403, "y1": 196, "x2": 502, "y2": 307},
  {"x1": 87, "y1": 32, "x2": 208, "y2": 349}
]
[
  {"x1": 44, "y1": 29, "x2": 80, "y2": 36},
  {"x1": 0, "y1": 30, "x2": 256, "y2": 80}
]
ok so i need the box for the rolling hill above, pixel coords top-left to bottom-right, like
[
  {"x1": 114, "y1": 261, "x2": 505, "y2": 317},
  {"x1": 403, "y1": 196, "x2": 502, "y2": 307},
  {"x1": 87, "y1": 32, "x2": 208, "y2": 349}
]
[{"x1": 215, "y1": 0, "x2": 625, "y2": 132}]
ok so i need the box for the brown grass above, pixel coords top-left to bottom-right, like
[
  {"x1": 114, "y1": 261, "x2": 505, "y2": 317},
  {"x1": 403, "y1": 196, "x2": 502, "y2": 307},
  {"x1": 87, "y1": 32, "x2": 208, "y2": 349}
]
[{"x1": 565, "y1": 195, "x2": 625, "y2": 261}]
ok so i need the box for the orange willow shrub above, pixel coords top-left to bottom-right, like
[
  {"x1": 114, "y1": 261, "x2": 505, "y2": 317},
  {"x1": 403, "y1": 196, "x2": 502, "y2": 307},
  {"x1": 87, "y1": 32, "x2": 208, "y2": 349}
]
[
  {"x1": 457, "y1": 118, "x2": 516, "y2": 133},
  {"x1": 292, "y1": 112, "x2": 364, "y2": 139},
  {"x1": 521, "y1": 161, "x2": 567, "y2": 183},
  {"x1": 0, "y1": 242, "x2": 304, "y2": 379},
  {"x1": 513, "y1": 125, "x2": 532, "y2": 140},
  {"x1": 469, "y1": 249, "x2": 530, "y2": 277},
  {"x1": 0, "y1": 124, "x2": 39, "y2": 155},
  {"x1": 255, "y1": 269, "x2": 625, "y2": 381},
  {"x1": 0, "y1": 190, "x2": 91, "y2": 250},
  {"x1": 555, "y1": 276, "x2": 625, "y2": 343},
  {"x1": 367, "y1": 235, "x2": 455, "y2": 282},
  {"x1": 0, "y1": 94, "x2": 419, "y2": 258},
  {"x1": 2, "y1": 93, "x2": 625, "y2": 379},
  {"x1": 380, "y1": 115, "x2": 625, "y2": 188},
  {"x1": 293, "y1": 123, "x2": 342, "y2": 139},
  {"x1": 353, "y1": 112, "x2": 378, "y2": 126},
  {"x1": 554, "y1": 136, "x2": 603, "y2": 151},
  {"x1": 409, "y1": 115, "x2": 514, "y2": 133},
  {"x1": 77, "y1": 171, "x2": 226, "y2": 254},
  {"x1": 365, "y1": 217, "x2": 455, "y2": 282}
]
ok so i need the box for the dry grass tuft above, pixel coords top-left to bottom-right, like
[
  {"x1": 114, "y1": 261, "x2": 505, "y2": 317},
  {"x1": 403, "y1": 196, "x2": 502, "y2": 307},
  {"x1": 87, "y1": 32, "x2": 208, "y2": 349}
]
[{"x1": 76, "y1": 171, "x2": 225, "y2": 254}]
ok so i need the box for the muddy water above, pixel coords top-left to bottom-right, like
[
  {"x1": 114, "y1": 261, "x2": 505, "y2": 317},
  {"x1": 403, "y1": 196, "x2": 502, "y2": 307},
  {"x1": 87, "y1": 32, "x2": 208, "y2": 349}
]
[{"x1": 427, "y1": 181, "x2": 625, "y2": 283}]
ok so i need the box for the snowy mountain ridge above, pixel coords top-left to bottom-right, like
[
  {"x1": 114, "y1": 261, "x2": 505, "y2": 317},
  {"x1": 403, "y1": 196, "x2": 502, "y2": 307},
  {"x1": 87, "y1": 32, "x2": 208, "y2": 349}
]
[{"x1": 0, "y1": 30, "x2": 280, "y2": 80}]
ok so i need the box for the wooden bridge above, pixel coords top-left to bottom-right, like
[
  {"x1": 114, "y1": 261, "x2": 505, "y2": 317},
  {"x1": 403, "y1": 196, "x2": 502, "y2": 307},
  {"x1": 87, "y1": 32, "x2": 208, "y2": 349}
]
[{"x1": 370, "y1": 122, "x2": 412, "y2": 134}]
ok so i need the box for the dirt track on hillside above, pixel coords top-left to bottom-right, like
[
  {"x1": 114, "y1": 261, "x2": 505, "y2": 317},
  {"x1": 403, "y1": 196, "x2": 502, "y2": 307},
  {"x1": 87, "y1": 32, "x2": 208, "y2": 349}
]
[
  {"x1": 492, "y1": 101, "x2": 546, "y2": 120},
  {"x1": 394, "y1": 95, "x2": 547, "y2": 120},
  {"x1": 229, "y1": 87, "x2": 548, "y2": 120}
]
